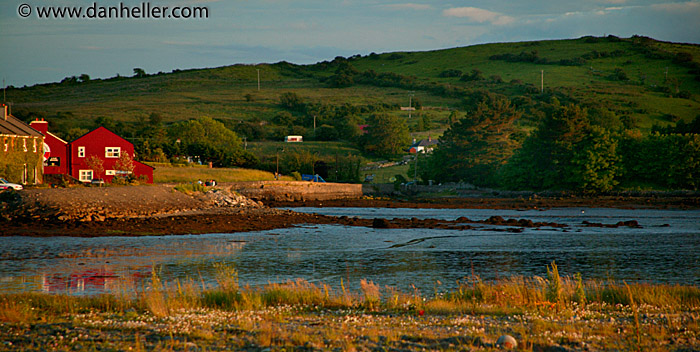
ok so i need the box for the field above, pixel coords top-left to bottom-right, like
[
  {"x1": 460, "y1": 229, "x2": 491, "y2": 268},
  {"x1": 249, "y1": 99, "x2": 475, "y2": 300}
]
[
  {"x1": 150, "y1": 163, "x2": 294, "y2": 183},
  {"x1": 1, "y1": 264, "x2": 698, "y2": 351}
]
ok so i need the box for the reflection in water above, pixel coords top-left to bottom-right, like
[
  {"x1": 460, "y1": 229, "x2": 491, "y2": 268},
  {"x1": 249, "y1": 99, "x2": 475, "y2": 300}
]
[{"x1": 1, "y1": 207, "x2": 699, "y2": 295}]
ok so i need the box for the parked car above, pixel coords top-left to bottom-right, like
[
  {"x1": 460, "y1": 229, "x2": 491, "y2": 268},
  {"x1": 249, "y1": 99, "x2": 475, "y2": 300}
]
[
  {"x1": 301, "y1": 174, "x2": 326, "y2": 182},
  {"x1": 0, "y1": 178, "x2": 23, "y2": 190}
]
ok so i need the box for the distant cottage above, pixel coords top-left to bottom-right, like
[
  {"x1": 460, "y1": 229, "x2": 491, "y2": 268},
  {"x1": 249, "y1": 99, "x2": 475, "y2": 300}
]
[
  {"x1": 408, "y1": 137, "x2": 438, "y2": 154},
  {"x1": 0, "y1": 104, "x2": 44, "y2": 184}
]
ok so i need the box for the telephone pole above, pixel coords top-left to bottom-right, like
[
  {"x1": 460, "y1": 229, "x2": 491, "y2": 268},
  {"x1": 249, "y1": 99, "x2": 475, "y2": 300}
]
[
  {"x1": 541, "y1": 70, "x2": 544, "y2": 93},
  {"x1": 256, "y1": 68, "x2": 261, "y2": 91}
]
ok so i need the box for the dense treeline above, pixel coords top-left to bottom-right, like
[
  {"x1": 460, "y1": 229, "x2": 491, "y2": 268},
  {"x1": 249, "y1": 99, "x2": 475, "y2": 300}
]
[{"x1": 421, "y1": 96, "x2": 700, "y2": 192}]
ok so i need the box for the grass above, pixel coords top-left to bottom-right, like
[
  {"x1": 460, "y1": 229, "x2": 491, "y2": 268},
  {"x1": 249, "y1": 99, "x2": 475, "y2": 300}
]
[
  {"x1": 151, "y1": 162, "x2": 294, "y2": 183},
  {"x1": 7, "y1": 36, "x2": 700, "y2": 143},
  {"x1": 1, "y1": 263, "x2": 699, "y2": 351},
  {"x1": 248, "y1": 140, "x2": 363, "y2": 160},
  {"x1": 363, "y1": 163, "x2": 411, "y2": 183}
]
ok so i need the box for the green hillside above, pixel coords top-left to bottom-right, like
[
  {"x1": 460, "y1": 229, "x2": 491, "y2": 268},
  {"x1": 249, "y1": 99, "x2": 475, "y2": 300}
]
[
  {"x1": 8, "y1": 35, "x2": 698, "y2": 131},
  {"x1": 5, "y1": 35, "x2": 700, "y2": 187}
]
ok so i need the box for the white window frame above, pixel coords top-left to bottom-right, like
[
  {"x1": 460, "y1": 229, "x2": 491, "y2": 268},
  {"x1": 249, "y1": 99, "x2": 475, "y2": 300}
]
[
  {"x1": 78, "y1": 146, "x2": 85, "y2": 158},
  {"x1": 106, "y1": 170, "x2": 116, "y2": 176},
  {"x1": 105, "y1": 147, "x2": 121, "y2": 158},
  {"x1": 79, "y1": 170, "x2": 93, "y2": 182}
]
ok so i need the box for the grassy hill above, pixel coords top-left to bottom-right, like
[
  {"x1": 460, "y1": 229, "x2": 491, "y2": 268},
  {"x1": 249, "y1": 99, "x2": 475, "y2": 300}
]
[{"x1": 6, "y1": 35, "x2": 700, "y2": 175}]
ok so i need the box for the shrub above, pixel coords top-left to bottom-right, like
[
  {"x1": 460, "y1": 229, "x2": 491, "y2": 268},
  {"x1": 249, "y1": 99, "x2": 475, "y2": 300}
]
[{"x1": 546, "y1": 261, "x2": 562, "y2": 304}]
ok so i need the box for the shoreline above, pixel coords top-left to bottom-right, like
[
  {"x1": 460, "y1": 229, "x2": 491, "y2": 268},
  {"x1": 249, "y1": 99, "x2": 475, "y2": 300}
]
[{"x1": 1, "y1": 185, "x2": 699, "y2": 237}]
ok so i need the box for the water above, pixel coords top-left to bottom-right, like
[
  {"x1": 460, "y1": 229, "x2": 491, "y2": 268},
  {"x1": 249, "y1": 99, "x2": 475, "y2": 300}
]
[{"x1": 1, "y1": 207, "x2": 698, "y2": 295}]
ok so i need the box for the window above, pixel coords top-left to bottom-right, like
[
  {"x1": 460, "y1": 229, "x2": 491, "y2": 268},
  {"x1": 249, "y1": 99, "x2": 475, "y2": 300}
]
[
  {"x1": 79, "y1": 170, "x2": 93, "y2": 182},
  {"x1": 33, "y1": 139, "x2": 37, "y2": 153},
  {"x1": 106, "y1": 170, "x2": 116, "y2": 176},
  {"x1": 105, "y1": 147, "x2": 121, "y2": 158},
  {"x1": 78, "y1": 146, "x2": 85, "y2": 158},
  {"x1": 23, "y1": 139, "x2": 27, "y2": 152}
]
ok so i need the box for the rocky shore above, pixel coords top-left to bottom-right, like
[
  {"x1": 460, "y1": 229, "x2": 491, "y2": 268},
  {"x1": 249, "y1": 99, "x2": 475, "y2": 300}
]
[{"x1": 1, "y1": 184, "x2": 698, "y2": 237}]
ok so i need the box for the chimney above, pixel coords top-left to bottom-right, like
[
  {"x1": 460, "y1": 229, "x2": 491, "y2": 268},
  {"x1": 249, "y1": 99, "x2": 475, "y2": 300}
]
[
  {"x1": 1, "y1": 104, "x2": 6, "y2": 121},
  {"x1": 30, "y1": 119, "x2": 49, "y2": 134}
]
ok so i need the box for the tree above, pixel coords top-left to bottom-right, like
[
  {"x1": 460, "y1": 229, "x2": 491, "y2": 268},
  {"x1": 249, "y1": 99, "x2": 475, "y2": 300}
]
[
  {"x1": 114, "y1": 151, "x2": 135, "y2": 175},
  {"x1": 460, "y1": 69, "x2": 485, "y2": 82},
  {"x1": 78, "y1": 74, "x2": 91, "y2": 83},
  {"x1": 448, "y1": 110, "x2": 460, "y2": 124},
  {"x1": 272, "y1": 111, "x2": 295, "y2": 127},
  {"x1": 85, "y1": 155, "x2": 104, "y2": 180},
  {"x1": 133, "y1": 68, "x2": 147, "y2": 78},
  {"x1": 334, "y1": 114, "x2": 363, "y2": 141},
  {"x1": 168, "y1": 116, "x2": 254, "y2": 167},
  {"x1": 279, "y1": 92, "x2": 305, "y2": 112},
  {"x1": 501, "y1": 104, "x2": 621, "y2": 192},
  {"x1": 94, "y1": 116, "x2": 116, "y2": 130},
  {"x1": 360, "y1": 114, "x2": 410, "y2": 158},
  {"x1": 64, "y1": 128, "x2": 89, "y2": 142},
  {"x1": 423, "y1": 97, "x2": 521, "y2": 186}
]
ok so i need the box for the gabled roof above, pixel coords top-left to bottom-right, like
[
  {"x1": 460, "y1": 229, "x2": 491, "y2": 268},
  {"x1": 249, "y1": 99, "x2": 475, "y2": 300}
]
[
  {"x1": 46, "y1": 131, "x2": 68, "y2": 144},
  {"x1": 0, "y1": 114, "x2": 43, "y2": 137},
  {"x1": 70, "y1": 126, "x2": 132, "y2": 146},
  {"x1": 410, "y1": 138, "x2": 438, "y2": 148}
]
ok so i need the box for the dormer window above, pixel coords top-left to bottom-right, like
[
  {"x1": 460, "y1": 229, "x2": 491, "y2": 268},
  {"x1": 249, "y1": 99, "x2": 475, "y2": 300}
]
[
  {"x1": 78, "y1": 146, "x2": 85, "y2": 158},
  {"x1": 105, "y1": 147, "x2": 120, "y2": 158}
]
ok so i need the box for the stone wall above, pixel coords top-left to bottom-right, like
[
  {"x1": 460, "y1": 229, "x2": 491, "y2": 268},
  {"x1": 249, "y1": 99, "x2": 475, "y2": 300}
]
[{"x1": 229, "y1": 181, "x2": 365, "y2": 202}]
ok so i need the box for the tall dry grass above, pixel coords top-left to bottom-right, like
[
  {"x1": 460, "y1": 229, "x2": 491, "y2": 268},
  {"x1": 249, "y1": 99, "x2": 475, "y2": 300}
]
[{"x1": 3, "y1": 262, "x2": 699, "y2": 323}]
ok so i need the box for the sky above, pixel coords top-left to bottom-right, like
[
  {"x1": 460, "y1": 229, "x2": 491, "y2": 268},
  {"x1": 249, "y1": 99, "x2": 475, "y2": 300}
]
[{"x1": 1, "y1": 0, "x2": 699, "y2": 87}]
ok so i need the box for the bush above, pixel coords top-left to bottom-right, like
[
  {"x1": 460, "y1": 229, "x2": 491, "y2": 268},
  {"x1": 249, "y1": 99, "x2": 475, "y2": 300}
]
[
  {"x1": 174, "y1": 182, "x2": 208, "y2": 194},
  {"x1": 438, "y1": 69, "x2": 463, "y2": 78}
]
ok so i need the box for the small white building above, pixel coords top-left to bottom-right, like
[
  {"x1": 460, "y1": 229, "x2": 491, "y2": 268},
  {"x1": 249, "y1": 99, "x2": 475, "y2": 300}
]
[{"x1": 285, "y1": 135, "x2": 303, "y2": 143}]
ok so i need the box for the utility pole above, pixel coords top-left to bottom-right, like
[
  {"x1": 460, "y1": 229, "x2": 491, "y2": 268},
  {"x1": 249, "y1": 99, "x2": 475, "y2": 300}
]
[
  {"x1": 256, "y1": 68, "x2": 261, "y2": 91},
  {"x1": 2, "y1": 79, "x2": 5, "y2": 102},
  {"x1": 408, "y1": 91, "x2": 415, "y2": 118},
  {"x1": 541, "y1": 70, "x2": 544, "y2": 93},
  {"x1": 313, "y1": 115, "x2": 316, "y2": 135},
  {"x1": 664, "y1": 67, "x2": 668, "y2": 82}
]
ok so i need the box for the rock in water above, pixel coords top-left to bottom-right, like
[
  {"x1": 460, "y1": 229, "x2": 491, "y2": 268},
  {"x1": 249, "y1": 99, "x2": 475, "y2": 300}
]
[
  {"x1": 496, "y1": 335, "x2": 517, "y2": 349},
  {"x1": 372, "y1": 218, "x2": 390, "y2": 228}
]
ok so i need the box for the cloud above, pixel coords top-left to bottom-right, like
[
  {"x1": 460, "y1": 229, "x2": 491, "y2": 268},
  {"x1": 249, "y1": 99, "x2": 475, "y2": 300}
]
[
  {"x1": 442, "y1": 7, "x2": 514, "y2": 25},
  {"x1": 600, "y1": 0, "x2": 627, "y2": 4},
  {"x1": 651, "y1": 1, "x2": 700, "y2": 13},
  {"x1": 383, "y1": 3, "x2": 432, "y2": 11}
]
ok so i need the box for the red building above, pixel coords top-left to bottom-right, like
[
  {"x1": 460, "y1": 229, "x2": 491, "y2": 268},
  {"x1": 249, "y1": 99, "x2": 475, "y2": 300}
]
[
  {"x1": 29, "y1": 121, "x2": 154, "y2": 184},
  {"x1": 69, "y1": 127, "x2": 154, "y2": 183},
  {"x1": 29, "y1": 119, "x2": 69, "y2": 175}
]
